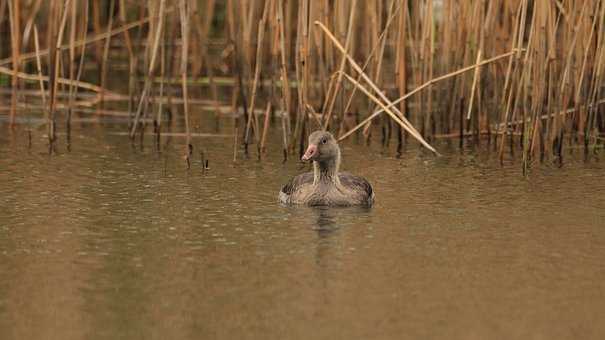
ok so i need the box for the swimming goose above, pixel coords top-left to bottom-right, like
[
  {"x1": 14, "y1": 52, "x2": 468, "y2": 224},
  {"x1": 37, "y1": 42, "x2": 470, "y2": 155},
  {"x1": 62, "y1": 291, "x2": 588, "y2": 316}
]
[{"x1": 279, "y1": 131, "x2": 374, "y2": 206}]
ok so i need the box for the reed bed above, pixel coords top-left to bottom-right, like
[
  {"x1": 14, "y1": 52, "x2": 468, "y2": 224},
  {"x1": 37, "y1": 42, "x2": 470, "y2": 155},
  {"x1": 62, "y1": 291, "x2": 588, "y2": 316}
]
[{"x1": 1, "y1": 0, "x2": 604, "y2": 167}]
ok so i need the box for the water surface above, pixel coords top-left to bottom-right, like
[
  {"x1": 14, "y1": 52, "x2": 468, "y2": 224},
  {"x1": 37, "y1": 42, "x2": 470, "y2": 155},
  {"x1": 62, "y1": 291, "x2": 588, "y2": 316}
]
[{"x1": 1, "y1": 117, "x2": 604, "y2": 340}]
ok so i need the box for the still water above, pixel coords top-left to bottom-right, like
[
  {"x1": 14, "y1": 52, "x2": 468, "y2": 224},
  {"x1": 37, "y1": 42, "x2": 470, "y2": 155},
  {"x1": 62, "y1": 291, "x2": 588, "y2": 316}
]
[{"x1": 1, "y1": 116, "x2": 604, "y2": 339}]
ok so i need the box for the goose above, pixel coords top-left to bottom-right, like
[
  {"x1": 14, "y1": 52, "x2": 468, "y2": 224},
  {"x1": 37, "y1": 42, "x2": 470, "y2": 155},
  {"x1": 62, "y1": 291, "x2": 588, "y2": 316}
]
[{"x1": 279, "y1": 131, "x2": 374, "y2": 206}]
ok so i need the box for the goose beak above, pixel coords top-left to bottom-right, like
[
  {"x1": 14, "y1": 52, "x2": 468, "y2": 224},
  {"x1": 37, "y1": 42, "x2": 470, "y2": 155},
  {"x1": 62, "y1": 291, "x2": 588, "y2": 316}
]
[{"x1": 301, "y1": 144, "x2": 317, "y2": 161}]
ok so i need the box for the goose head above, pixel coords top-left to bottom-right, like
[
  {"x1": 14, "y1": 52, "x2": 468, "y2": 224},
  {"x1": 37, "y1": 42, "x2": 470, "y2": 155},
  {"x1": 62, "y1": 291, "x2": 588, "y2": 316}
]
[{"x1": 301, "y1": 131, "x2": 340, "y2": 163}]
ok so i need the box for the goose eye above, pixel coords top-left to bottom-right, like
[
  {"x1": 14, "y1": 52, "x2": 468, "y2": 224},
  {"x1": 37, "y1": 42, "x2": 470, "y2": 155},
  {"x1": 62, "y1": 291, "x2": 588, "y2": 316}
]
[{"x1": 321, "y1": 138, "x2": 327, "y2": 144}]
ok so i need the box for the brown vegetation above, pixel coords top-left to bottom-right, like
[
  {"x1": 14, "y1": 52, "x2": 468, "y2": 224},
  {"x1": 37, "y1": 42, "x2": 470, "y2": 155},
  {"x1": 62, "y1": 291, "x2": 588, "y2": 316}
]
[{"x1": 1, "y1": 0, "x2": 604, "y2": 167}]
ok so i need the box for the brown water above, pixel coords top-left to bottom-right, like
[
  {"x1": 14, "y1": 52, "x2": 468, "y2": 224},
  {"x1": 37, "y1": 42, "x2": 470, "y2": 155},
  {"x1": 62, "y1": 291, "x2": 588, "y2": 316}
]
[{"x1": 1, "y1": 115, "x2": 605, "y2": 340}]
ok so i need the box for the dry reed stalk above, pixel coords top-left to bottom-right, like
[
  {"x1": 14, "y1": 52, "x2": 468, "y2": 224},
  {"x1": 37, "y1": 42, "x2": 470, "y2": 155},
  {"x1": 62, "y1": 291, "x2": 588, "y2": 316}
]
[
  {"x1": 99, "y1": 0, "x2": 116, "y2": 109},
  {"x1": 234, "y1": 0, "x2": 253, "y2": 109},
  {"x1": 260, "y1": 101, "x2": 272, "y2": 155},
  {"x1": 207, "y1": 65, "x2": 222, "y2": 125},
  {"x1": 291, "y1": 0, "x2": 307, "y2": 152},
  {"x1": 340, "y1": 49, "x2": 519, "y2": 142},
  {"x1": 7, "y1": 0, "x2": 20, "y2": 125},
  {"x1": 553, "y1": 0, "x2": 569, "y2": 23},
  {"x1": 467, "y1": 49, "x2": 482, "y2": 120},
  {"x1": 228, "y1": 1, "x2": 252, "y2": 150},
  {"x1": 268, "y1": 0, "x2": 282, "y2": 120},
  {"x1": 277, "y1": 0, "x2": 292, "y2": 145},
  {"x1": 280, "y1": 107, "x2": 288, "y2": 160},
  {"x1": 148, "y1": 0, "x2": 165, "y2": 77},
  {"x1": 244, "y1": 0, "x2": 271, "y2": 147},
  {"x1": 307, "y1": 0, "x2": 321, "y2": 110},
  {"x1": 497, "y1": 2, "x2": 525, "y2": 159},
  {"x1": 408, "y1": 1, "x2": 423, "y2": 134},
  {"x1": 573, "y1": 14, "x2": 597, "y2": 107},
  {"x1": 343, "y1": 0, "x2": 401, "y2": 114},
  {"x1": 496, "y1": 100, "x2": 605, "y2": 131},
  {"x1": 0, "y1": 17, "x2": 151, "y2": 67},
  {"x1": 441, "y1": 0, "x2": 455, "y2": 134},
  {"x1": 0, "y1": 65, "x2": 120, "y2": 96},
  {"x1": 91, "y1": 0, "x2": 103, "y2": 63},
  {"x1": 179, "y1": 0, "x2": 192, "y2": 166},
  {"x1": 241, "y1": 0, "x2": 254, "y2": 68},
  {"x1": 360, "y1": 0, "x2": 398, "y2": 138},
  {"x1": 66, "y1": 0, "x2": 77, "y2": 124},
  {"x1": 526, "y1": 1, "x2": 547, "y2": 156},
  {"x1": 129, "y1": 3, "x2": 148, "y2": 125},
  {"x1": 585, "y1": 1, "x2": 605, "y2": 146},
  {"x1": 321, "y1": 0, "x2": 357, "y2": 130},
  {"x1": 339, "y1": 72, "x2": 438, "y2": 154},
  {"x1": 548, "y1": 47, "x2": 566, "y2": 147},
  {"x1": 117, "y1": 0, "x2": 135, "y2": 120},
  {"x1": 155, "y1": 22, "x2": 166, "y2": 134},
  {"x1": 4, "y1": 0, "x2": 604, "y2": 165},
  {"x1": 70, "y1": 0, "x2": 89, "y2": 125},
  {"x1": 423, "y1": 0, "x2": 435, "y2": 139},
  {"x1": 550, "y1": 1, "x2": 589, "y2": 157},
  {"x1": 296, "y1": 0, "x2": 311, "y2": 147},
  {"x1": 309, "y1": 0, "x2": 327, "y2": 104},
  {"x1": 20, "y1": 0, "x2": 43, "y2": 48},
  {"x1": 33, "y1": 26, "x2": 46, "y2": 108},
  {"x1": 48, "y1": 0, "x2": 72, "y2": 142},
  {"x1": 118, "y1": 0, "x2": 135, "y2": 58},
  {"x1": 194, "y1": 0, "x2": 218, "y2": 122},
  {"x1": 0, "y1": 1, "x2": 5, "y2": 31},
  {"x1": 572, "y1": 1, "x2": 599, "y2": 147},
  {"x1": 315, "y1": 21, "x2": 430, "y2": 149},
  {"x1": 106, "y1": 130, "x2": 231, "y2": 138},
  {"x1": 508, "y1": 1, "x2": 537, "y2": 165},
  {"x1": 233, "y1": 126, "x2": 238, "y2": 162},
  {"x1": 129, "y1": 0, "x2": 166, "y2": 138},
  {"x1": 394, "y1": 0, "x2": 408, "y2": 142}
]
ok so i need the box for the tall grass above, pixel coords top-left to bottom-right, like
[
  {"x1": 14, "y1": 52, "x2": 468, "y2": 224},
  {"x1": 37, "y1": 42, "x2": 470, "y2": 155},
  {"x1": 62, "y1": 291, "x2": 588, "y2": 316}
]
[{"x1": 1, "y1": 0, "x2": 604, "y2": 165}]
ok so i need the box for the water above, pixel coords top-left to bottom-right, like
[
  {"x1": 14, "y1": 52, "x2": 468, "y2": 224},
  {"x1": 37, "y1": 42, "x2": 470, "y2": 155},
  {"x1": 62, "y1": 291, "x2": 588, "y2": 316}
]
[{"x1": 1, "y1": 116, "x2": 605, "y2": 340}]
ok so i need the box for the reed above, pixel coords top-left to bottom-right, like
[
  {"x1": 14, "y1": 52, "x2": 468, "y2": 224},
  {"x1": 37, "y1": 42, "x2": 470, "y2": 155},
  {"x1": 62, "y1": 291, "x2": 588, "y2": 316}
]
[
  {"x1": 6, "y1": 0, "x2": 21, "y2": 127},
  {"x1": 179, "y1": 0, "x2": 192, "y2": 167},
  {"x1": 0, "y1": 0, "x2": 604, "y2": 169},
  {"x1": 98, "y1": 0, "x2": 115, "y2": 109}
]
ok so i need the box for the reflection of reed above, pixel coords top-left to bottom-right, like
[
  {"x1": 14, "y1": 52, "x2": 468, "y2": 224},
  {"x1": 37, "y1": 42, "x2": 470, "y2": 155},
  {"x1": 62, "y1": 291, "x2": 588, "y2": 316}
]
[{"x1": 3, "y1": 1, "x2": 604, "y2": 167}]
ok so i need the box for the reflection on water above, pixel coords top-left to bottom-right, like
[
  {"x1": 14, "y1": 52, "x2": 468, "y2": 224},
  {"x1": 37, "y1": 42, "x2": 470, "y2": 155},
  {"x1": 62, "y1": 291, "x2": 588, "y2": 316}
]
[
  {"x1": 314, "y1": 206, "x2": 337, "y2": 231},
  {"x1": 1, "y1": 117, "x2": 605, "y2": 340}
]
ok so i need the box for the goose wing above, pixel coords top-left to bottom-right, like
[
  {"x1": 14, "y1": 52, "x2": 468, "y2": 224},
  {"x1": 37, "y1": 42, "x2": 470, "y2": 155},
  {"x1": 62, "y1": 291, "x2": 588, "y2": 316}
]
[
  {"x1": 279, "y1": 172, "x2": 314, "y2": 202},
  {"x1": 339, "y1": 172, "x2": 374, "y2": 203}
]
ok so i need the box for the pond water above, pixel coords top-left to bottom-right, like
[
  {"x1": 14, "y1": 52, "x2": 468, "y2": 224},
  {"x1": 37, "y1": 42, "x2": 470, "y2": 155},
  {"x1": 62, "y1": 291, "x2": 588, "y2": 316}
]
[{"x1": 1, "y1": 114, "x2": 605, "y2": 340}]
